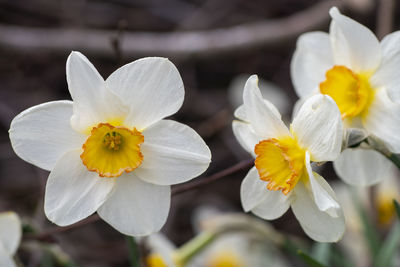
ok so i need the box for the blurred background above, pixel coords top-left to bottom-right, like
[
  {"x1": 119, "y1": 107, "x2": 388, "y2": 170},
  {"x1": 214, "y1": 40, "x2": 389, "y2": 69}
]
[{"x1": 0, "y1": 0, "x2": 399, "y2": 266}]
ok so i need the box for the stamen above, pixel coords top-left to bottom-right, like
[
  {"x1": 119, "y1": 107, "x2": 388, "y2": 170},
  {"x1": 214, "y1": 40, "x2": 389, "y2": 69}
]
[{"x1": 103, "y1": 132, "x2": 123, "y2": 151}]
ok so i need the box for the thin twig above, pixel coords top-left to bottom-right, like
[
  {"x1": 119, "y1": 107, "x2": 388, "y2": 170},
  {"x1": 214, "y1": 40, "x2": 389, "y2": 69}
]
[
  {"x1": 0, "y1": 0, "x2": 347, "y2": 59},
  {"x1": 172, "y1": 158, "x2": 253, "y2": 196},
  {"x1": 24, "y1": 214, "x2": 100, "y2": 242},
  {"x1": 195, "y1": 108, "x2": 232, "y2": 138},
  {"x1": 24, "y1": 159, "x2": 253, "y2": 241}
]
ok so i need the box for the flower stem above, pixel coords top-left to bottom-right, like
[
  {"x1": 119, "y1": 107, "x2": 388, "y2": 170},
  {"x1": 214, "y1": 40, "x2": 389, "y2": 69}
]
[
  {"x1": 387, "y1": 153, "x2": 400, "y2": 170},
  {"x1": 365, "y1": 137, "x2": 400, "y2": 171},
  {"x1": 126, "y1": 236, "x2": 140, "y2": 267},
  {"x1": 173, "y1": 231, "x2": 216, "y2": 265},
  {"x1": 376, "y1": 148, "x2": 400, "y2": 170}
]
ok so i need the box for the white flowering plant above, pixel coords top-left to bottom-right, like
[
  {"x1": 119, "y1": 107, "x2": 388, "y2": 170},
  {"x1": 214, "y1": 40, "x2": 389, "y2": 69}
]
[{"x1": 3, "y1": 4, "x2": 400, "y2": 267}]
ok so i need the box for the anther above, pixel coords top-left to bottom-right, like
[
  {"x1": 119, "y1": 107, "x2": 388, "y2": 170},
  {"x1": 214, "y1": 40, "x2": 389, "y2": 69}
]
[{"x1": 103, "y1": 132, "x2": 123, "y2": 150}]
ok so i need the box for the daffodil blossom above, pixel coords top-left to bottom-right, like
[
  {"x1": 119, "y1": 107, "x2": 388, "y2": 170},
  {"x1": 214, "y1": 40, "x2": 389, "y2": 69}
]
[
  {"x1": 291, "y1": 7, "x2": 400, "y2": 186},
  {"x1": 0, "y1": 212, "x2": 21, "y2": 267},
  {"x1": 9, "y1": 52, "x2": 211, "y2": 236},
  {"x1": 375, "y1": 165, "x2": 400, "y2": 226},
  {"x1": 189, "y1": 208, "x2": 289, "y2": 267},
  {"x1": 232, "y1": 75, "x2": 345, "y2": 242},
  {"x1": 145, "y1": 232, "x2": 288, "y2": 267}
]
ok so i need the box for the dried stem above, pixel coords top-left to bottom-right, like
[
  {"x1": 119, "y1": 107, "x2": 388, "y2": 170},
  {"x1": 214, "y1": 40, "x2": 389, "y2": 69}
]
[{"x1": 172, "y1": 158, "x2": 253, "y2": 196}]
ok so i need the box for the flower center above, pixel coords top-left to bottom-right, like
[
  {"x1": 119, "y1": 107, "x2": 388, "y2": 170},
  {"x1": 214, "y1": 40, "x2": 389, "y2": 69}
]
[
  {"x1": 255, "y1": 137, "x2": 305, "y2": 195},
  {"x1": 81, "y1": 123, "x2": 144, "y2": 178},
  {"x1": 320, "y1": 65, "x2": 374, "y2": 119},
  {"x1": 207, "y1": 250, "x2": 244, "y2": 267}
]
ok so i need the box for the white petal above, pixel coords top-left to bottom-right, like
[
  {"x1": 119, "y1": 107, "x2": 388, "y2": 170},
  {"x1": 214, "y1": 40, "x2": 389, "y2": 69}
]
[
  {"x1": 0, "y1": 212, "x2": 21, "y2": 255},
  {"x1": 9, "y1": 101, "x2": 85, "y2": 171},
  {"x1": 291, "y1": 95, "x2": 343, "y2": 162},
  {"x1": 333, "y1": 148, "x2": 393, "y2": 186},
  {"x1": 67, "y1": 52, "x2": 105, "y2": 131},
  {"x1": 240, "y1": 167, "x2": 291, "y2": 219},
  {"x1": 229, "y1": 74, "x2": 290, "y2": 115},
  {"x1": 67, "y1": 52, "x2": 128, "y2": 131},
  {"x1": 362, "y1": 88, "x2": 400, "y2": 153},
  {"x1": 44, "y1": 150, "x2": 115, "y2": 226},
  {"x1": 98, "y1": 174, "x2": 170, "y2": 236},
  {"x1": 134, "y1": 120, "x2": 210, "y2": 186},
  {"x1": 106, "y1": 57, "x2": 184, "y2": 130},
  {"x1": 291, "y1": 32, "x2": 333, "y2": 98},
  {"x1": 0, "y1": 246, "x2": 15, "y2": 267},
  {"x1": 291, "y1": 98, "x2": 305, "y2": 120},
  {"x1": 371, "y1": 31, "x2": 400, "y2": 103},
  {"x1": 240, "y1": 167, "x2": 267, "y2": 212},
  {"x1": 235, "y1": 100, "x2": 281, "y2": 122},
  {"x1": 329, "y1": 7, "x2": 381, "y2": 72},
  {"x1": 251, "y1": 190, "x2": 291, "y2": 220},
  {"x1": 232, "y1": 121, "x2": 262, "y2": 156},
  {"x1": 376, "y1": 164, "x2": 400, "y2": 199},
  {"x1": 291, "y1": 180, "x2": 345, "y2": 242},
  {"x1": 305, "y1": 153, "x2": 340, "y2": 217},
  {"x1": 243, "y1": 75, "x2": 289, "y2": 138},
  {"x1": 233, "y1": 105, "x2": 247, "y2": 121}
]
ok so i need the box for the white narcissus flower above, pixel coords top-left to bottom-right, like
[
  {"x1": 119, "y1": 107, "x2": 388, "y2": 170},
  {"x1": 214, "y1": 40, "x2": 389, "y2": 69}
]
[
  {"x1": 145, "y1": 232, "x2": 288, "y2": 267},
  {"x1": 291, "y1": 6, "x2": 400, "y2": 186},
  {"x1": 375, "y1": 165, "x2": 400, "y2": 227},
  {"x1": 334, "y1": 182, "x2": 370, "y2": 267},
  {"x1": 145, "y1": 234, "x2": 176, "y2": 267},
  {"x1": 189, "y1": 208, "x2": 289, "y2": 267},
  {"x1": 188, "y1": 234, "x2": 287, "y2": 267},
  {"x1": 9, "y1": 52, "x2": 211, "y2": 236},
  {"x1": 232, "y1": 75, "x2": 345, "y2": 242},
  {"x1": 334, "y1": 167, "x2": 400, "y2": 266},
  {"x1": 0, "y1": 212, "x2": 21, "y2": 267}
]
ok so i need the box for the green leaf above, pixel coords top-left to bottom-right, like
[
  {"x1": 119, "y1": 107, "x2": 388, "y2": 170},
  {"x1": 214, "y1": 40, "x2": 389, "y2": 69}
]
[
  {"x1": 329, "y1": 245, "x2": 354, "y2": 267},
  {"x1": 297, "y1": 250, "x2": 326, "y2": 267},
  {"x1": 311, "y1": 243, "x2": 331, "y2": 265},
  {"x1": 393, "y1": 200, "x2": 400, "y2": 219},
  {"x1": 22, "y1": 223, "x2": 36, "y2": 234},
  {"x1": 126, "y1": 236, "x2": 140, "y2": 267},
  {"x1": 356, "y1": 195, "x2": 380, "y2": 257},
  {"x1": 387, "y1": 153, "x2": 400, "y2": 171},
  {"x1": 40, "y1": 251, "x2": 54, "y2": 267},
  {"x1": 373, "y1": 222, "x2": 400, "y2": 267}
]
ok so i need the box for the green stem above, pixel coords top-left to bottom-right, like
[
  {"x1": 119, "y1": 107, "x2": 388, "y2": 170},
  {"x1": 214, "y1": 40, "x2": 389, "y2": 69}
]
[
  {"x1": 377, "y1": 149, "x2": 400, "y2": 170},
  {"x1": 366, "y1": 137, "x2": 400, "y2": 170},
  {"x1": 173, "y1": 231, "x2": 216, "y2": 265},
  {"x1": 126, "y1": 236, "x2": 140, "y2": 267},
  {"x1": 387, "y1": 153, "x2": 400, "y2": 170}
]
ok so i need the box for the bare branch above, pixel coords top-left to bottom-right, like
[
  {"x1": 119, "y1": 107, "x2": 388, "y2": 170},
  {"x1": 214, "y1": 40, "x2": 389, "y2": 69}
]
[
  {"x1": 0, "y1": 0, "x2": 346, "y2": 59},
  {"x1": 171, "y1": 159, "x2": 253, "y2": 196},
  {"x1": 24, "y1": 214, "x2": 101, "y2": 242}
]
